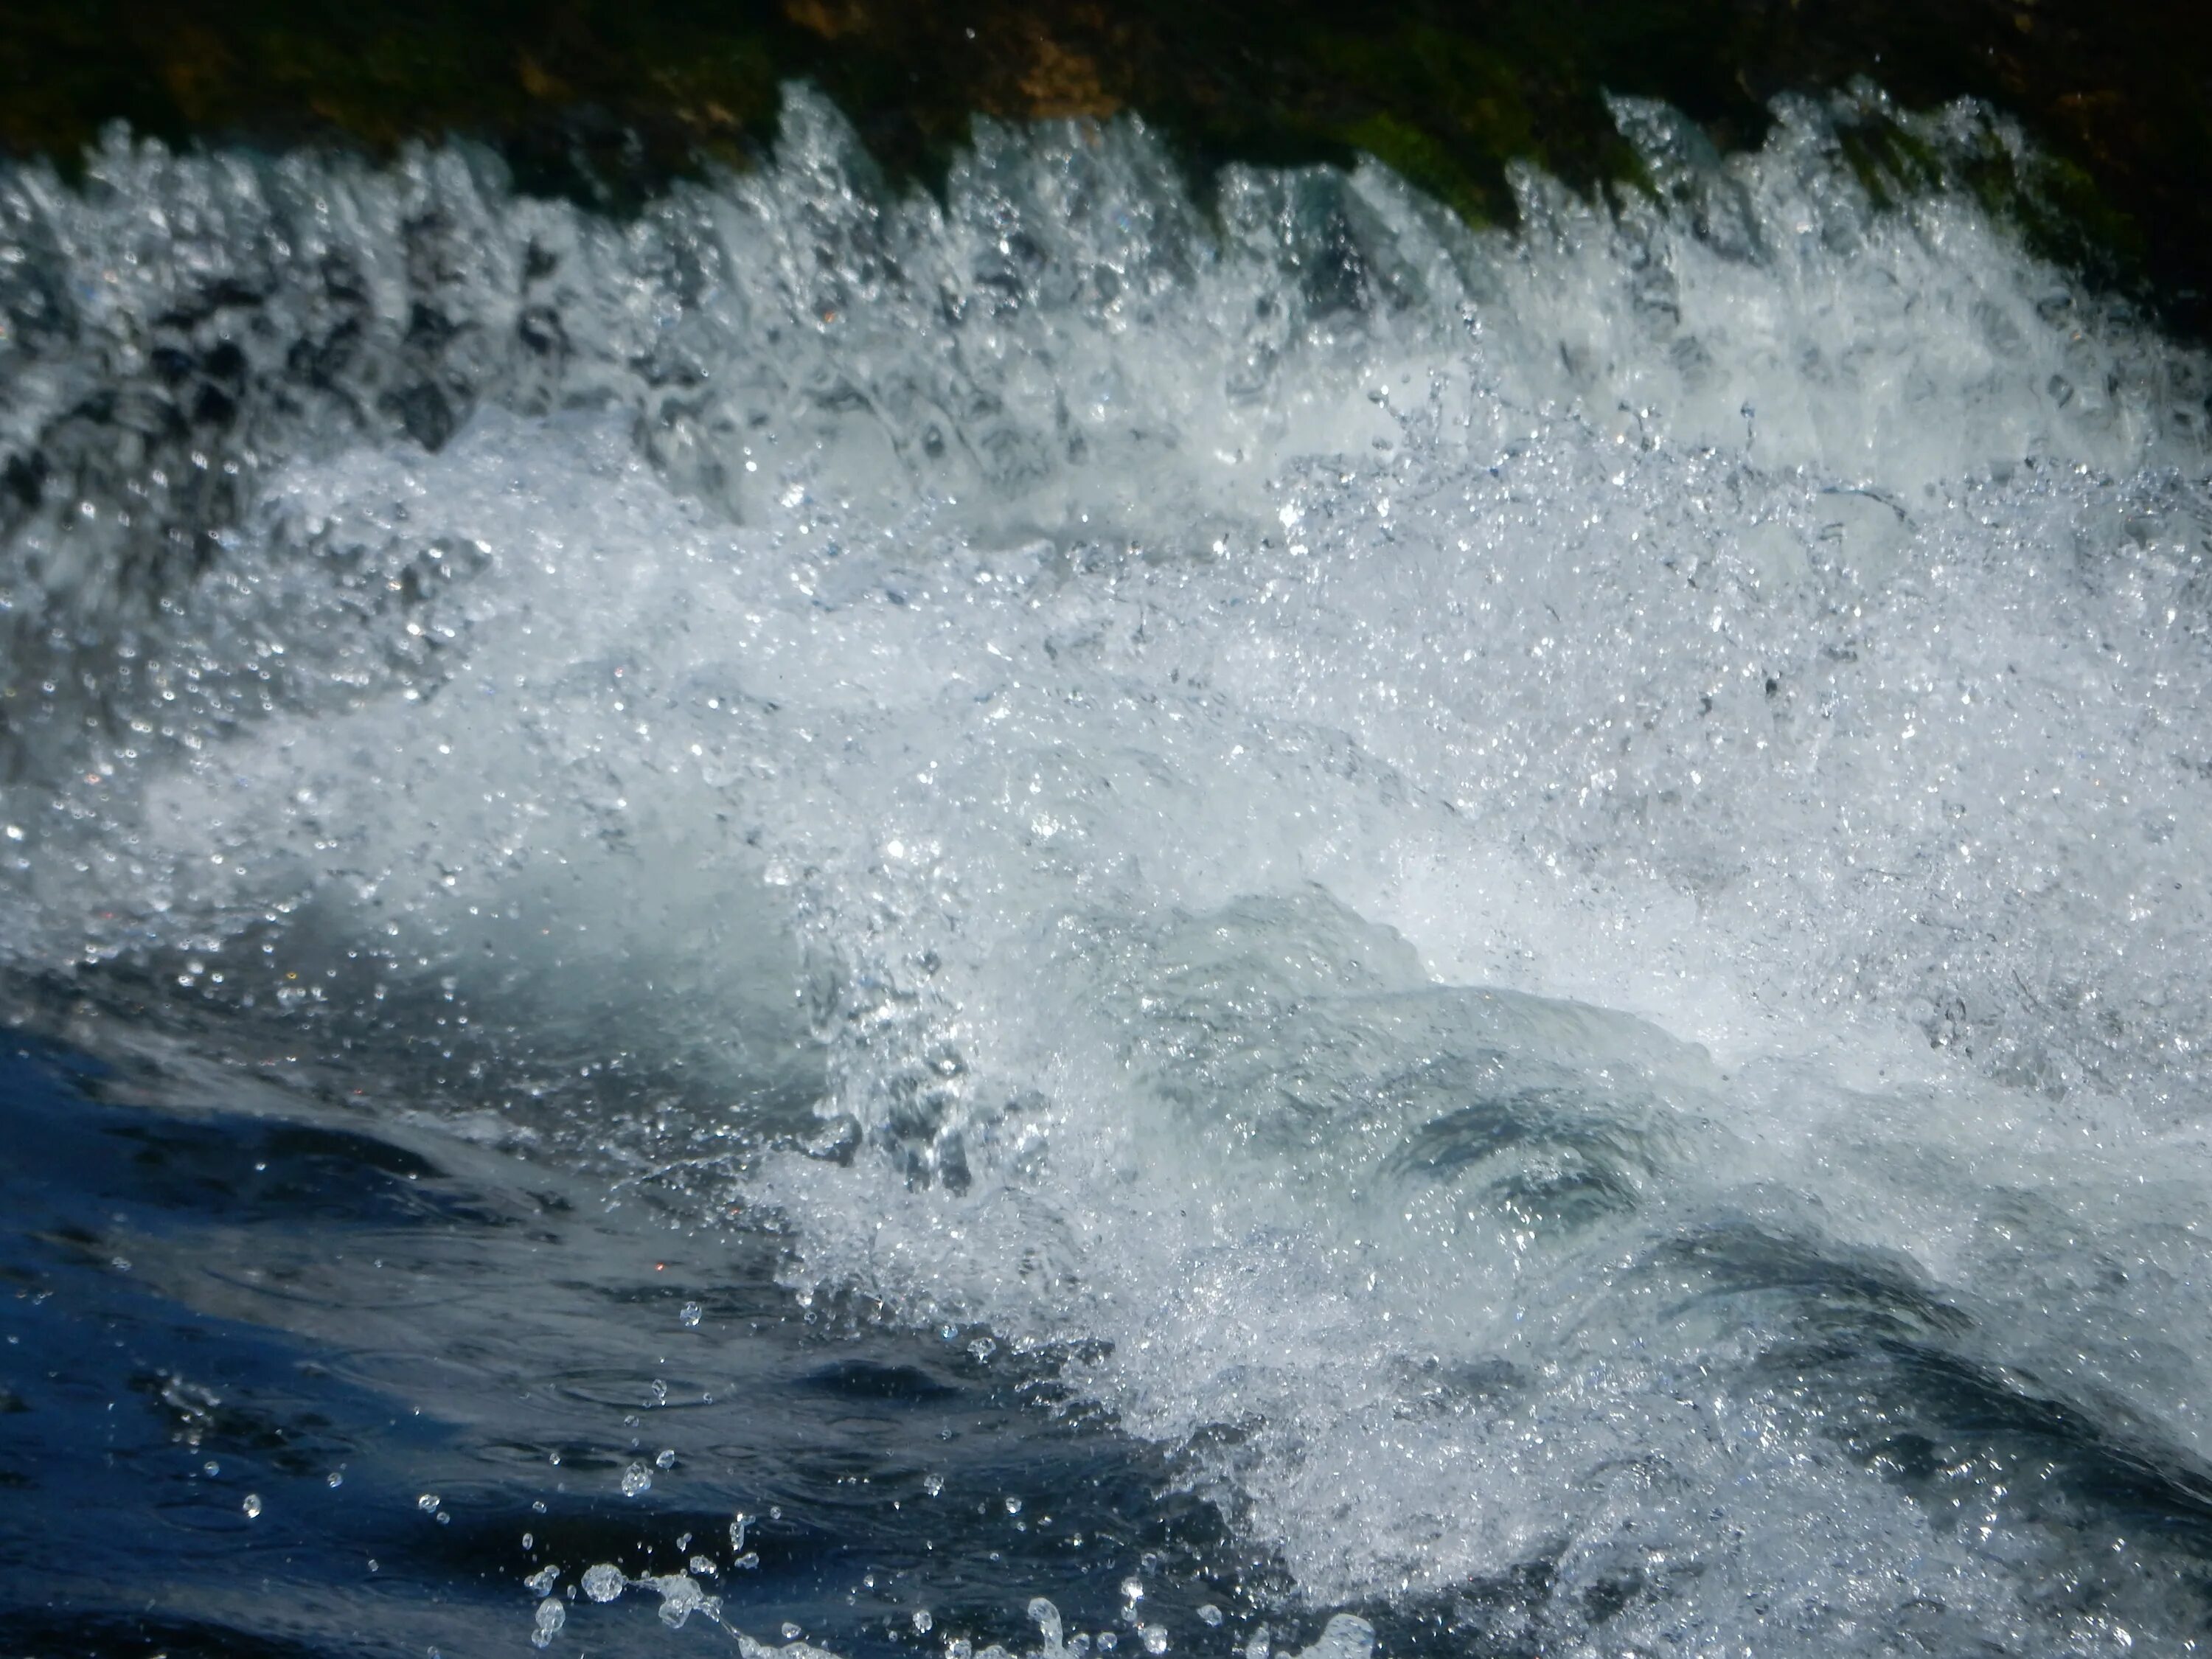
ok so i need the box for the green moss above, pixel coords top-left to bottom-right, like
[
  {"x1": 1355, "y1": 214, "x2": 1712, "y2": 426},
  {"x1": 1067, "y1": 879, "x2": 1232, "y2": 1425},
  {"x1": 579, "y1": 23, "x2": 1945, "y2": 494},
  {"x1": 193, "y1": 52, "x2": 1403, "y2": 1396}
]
[{"x1": 1339, "y1": 112, "x2": 1490, "y2": 226}]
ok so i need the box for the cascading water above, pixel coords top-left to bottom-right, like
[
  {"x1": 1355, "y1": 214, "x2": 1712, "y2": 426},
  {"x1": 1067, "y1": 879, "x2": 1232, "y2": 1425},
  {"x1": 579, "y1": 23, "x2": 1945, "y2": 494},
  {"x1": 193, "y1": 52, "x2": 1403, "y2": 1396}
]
[{"x1": 5, "y1": 80, "x2": 2212, "y2": 1658}]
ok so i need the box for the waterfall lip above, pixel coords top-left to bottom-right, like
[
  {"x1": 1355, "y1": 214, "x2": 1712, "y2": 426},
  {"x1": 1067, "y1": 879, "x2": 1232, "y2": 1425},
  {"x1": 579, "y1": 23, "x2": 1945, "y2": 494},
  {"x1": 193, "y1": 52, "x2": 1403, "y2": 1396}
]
[{"x1": 5, "y1": 2, "x2": 2209, "y2": 341}]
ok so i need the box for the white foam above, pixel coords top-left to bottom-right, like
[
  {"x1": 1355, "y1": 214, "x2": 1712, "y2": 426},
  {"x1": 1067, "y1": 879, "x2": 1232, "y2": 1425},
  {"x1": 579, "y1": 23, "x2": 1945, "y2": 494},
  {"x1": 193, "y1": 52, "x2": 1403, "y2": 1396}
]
[{"x1": 5, "y1": 84, "x2": 2212, "y2": 1651}]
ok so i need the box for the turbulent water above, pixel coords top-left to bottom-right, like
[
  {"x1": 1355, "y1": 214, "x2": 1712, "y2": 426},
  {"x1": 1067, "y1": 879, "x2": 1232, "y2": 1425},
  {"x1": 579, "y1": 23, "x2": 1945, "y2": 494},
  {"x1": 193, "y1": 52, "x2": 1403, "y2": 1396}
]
[{"x1": 6, "y1": 82, "x2": 2212, "y2": 1658}]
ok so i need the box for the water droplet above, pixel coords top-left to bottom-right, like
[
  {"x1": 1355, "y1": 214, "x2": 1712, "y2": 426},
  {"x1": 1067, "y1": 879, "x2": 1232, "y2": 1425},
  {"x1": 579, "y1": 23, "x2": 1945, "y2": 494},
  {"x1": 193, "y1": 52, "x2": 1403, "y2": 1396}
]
[
  {"x1": 680, "y1": 1302, "x2": 702, "y2": 1327},
  {"x1": 580, "y1": 1563, "x2": 625, "y2": 1602},
  {"x1": 1198, "y1": 1607, "x2": 1223, "y2": 1629},
  {"x1": 1121, "y1": 1580, "x2": 1145, "y2": 1603},
  {"x1": 242, "y1": 1493, "x2": 262, "y2": 1518},
  {"x1": 531, "y1": 1599, "x2": 567, "y2": 1649},
  {"x1": 621, "y1": 1461, "x2": 653, "y2": 1496},
  {"x1": 1003, "y1": 1495, "x2": 1023, "y2": 1515},
  {"x1": 922, "y1": 1473, "x2": 945, "y2": 1496},
  {"x1": 914, "y1": 1610, "x2": 935, "y2": 1634},
  {"x1": 655, "y1": 1447, "x2": 676, "y2": 1470},
  {"x1": 1141, "y1": 1628, "x2": 1168, "y2": 1656},
  {"x1": 526, "y1": 1566, "x2": 560, "y2": 1596},
  {"x1": 1029, "y1": 1600, "x2": 1064, "y2": 1649},
  {"x1": 417, "y1": 1493, "x2": 441, "y2": 1512},
  {"x1": 783, "y1": 1624, "x2": 805, "y2": 1641},
  {"x1": 326, "y1": 1470, "x2": 344, "y2": 1488}
]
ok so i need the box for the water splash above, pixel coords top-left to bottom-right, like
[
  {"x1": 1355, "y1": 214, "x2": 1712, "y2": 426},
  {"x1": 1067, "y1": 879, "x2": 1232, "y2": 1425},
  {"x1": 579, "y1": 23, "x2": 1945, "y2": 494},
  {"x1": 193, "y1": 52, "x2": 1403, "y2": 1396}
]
[{"x1": 4, "y1": 81, "x2": 2212, "y2": 1657}]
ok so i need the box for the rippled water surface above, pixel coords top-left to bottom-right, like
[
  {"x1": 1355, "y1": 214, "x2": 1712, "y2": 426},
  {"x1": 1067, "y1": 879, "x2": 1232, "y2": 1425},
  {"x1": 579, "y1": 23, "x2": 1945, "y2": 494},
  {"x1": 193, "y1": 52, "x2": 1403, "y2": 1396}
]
[{"x1": 6, "y1": 84, "x2": 2212, "y2": 1658}]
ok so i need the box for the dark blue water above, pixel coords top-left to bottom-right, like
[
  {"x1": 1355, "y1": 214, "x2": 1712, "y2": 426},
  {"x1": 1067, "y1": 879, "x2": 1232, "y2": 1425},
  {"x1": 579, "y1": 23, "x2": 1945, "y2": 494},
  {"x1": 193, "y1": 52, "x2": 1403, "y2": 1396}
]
[{"x1": 0, "y1": 1021, "x2": 1266, "y2": 1658}]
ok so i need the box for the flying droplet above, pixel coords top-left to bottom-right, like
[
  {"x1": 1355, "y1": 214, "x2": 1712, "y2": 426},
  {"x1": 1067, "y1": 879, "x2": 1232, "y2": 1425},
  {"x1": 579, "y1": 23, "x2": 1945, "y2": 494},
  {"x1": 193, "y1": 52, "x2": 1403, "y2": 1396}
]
[{"x1": 531, "y1": 1599, "x2": 567, "y2": 1649}]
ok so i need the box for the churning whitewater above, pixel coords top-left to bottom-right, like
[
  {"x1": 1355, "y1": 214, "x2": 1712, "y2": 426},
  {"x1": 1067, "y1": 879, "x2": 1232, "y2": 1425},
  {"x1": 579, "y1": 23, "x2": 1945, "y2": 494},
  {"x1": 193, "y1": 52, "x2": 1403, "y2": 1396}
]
[{"x1": 7, "y1": 82, "x2": 2212, "y2": 1655}]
